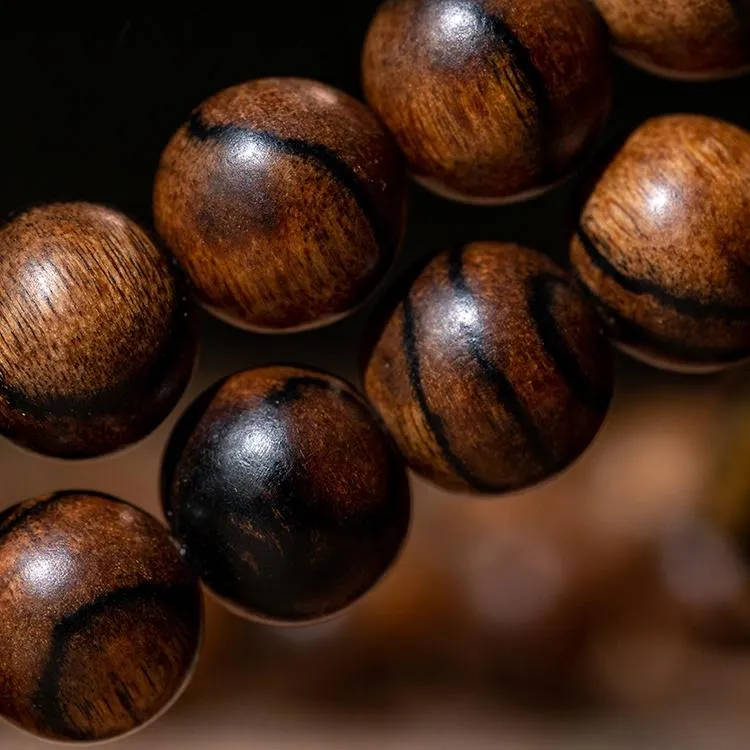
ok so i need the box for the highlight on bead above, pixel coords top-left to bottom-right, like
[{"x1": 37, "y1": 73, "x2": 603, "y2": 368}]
[
  {"x1": 364, "y1": 241, "x2": 613, "y2": 493},
  {"x1": 362, "y1": 0, "x2": 612, "y2": 204},
  {"x1": 154, "y1": 77, "x2": 407, "y2": 332},
  {"x1": 162, "y1": 365, "x2": 411, "y2": 623},
  {"x1": 0, "y1": 491, "x2": 202, "y2": 743},
  {"x1": 570, "y1": 115, "x2": 750, "y2": 373}
]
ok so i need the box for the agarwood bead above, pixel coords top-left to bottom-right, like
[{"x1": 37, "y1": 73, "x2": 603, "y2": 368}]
[
  {"x1": 591, "y1": 0, "x2": 750, "y2": 81},
  {"x1": 162, "y1": 365, "x2": 411, "y2": 622},
  {"x1": 364, "y1": 242, "x2": 613, "y2": 494},
  {"x1": 571, "y1": 115, "x2": 750, "y2": 373},
  {"x1": 0, "y1": 491, "x2": 202, "y2": 743},
  {"x1": 361, "y1": 0, "x2": 612, "y2": 204},
  {"x1": 0, "y1": 202, "x2": 195, "y2": 458},
  {"x1": 153, "y1": 78, "x2": 407, "y2": 332}
]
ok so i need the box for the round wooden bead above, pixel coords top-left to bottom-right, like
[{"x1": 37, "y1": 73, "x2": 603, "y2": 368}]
[
  {"x1": 364, "y1": 242, "x2": 613, "y2": 494},
  {"x1": 591, "y1": 0, "x2": 750, "y2": 81},
  {"x1": 0, "y1": 491, "x2": 202, "y2": 743},
  {"x1": 153, "y1": 78, "x2": 407, "y2": 332},
  {"x1": 571, "y1": 115, "x2": 750, "y2": 373},
  {"x1": 162, "y1": 365, "x2": 411, "y2": 622},
  {"x1": 361, "y1": 0, "x2": 612, "y2": 204},
  {"x1": 0, "y1": 202, "x2": 195, "y2": 458}
]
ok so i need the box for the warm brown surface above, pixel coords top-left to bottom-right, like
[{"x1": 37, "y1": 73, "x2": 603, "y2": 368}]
[
  {"x1": 571, "y1": 115, "x2": 750, "y2": 373},
  {"x1": 154, "y1": 78, "x2": 407, "y2": 332},
  {"x1": 0, "y1": 491, "x2": 202, "y2": 743},
  {"x1": 362, "y1": 0, "x2": 612, "y2": 203},
  {"x1": 0, "y1": 202, "x2": 196, "y2": 458},
  {"x1": 163, "y1": 365, "x2": 411, "y2": 623},
  {"x1": 592, "y1": 0, "x2": 750, "y2": 81},
  {"x1": 364, "y1": 242, "x2": 613, "y2": 493}
]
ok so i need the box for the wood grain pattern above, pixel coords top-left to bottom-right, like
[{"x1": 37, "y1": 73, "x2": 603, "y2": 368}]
[
  {"x1": 154, "y1": 78, "x2": 407, "y2": 332},
  {"x1": 570, "y1": 115, "x2": 750, "y2": 372},
  {"x1": 364, "y1": 242, "x2": 613, "y2": 493},
  {"x1": 0, "y1": 491, "x2": 202, "y2": 743},
  {"x1": 592, "y1": 0, "x2": 750, "y2": 80},
  {"x1": 0, "y1": 202, "x2": 196, "y2": 458},
  {"x1": 162, "y1": 365, "x2": 411, "y2": 622},
  {"x1": 362, "y1": 0, "x2": 612, "y2": 204}
]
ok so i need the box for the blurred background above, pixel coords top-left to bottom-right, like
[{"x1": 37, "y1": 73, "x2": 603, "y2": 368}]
[{"x1": 2, "y1": 5, "x2": 750, "y2": 748}]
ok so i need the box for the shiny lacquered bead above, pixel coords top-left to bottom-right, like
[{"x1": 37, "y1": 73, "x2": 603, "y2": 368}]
[
  {"x1": 162, "y1": 366, "x2": 411, "y2": 623},
  {"x1": 0, "y1": 202, "x2": 195, "y2": 458},
  {"x1": 364, "y1": 242, "x2": 613, "y2": 494},
  {"x1": 571, "y1": 115, "x2": 750, "y2": 373},
  {"x1": 362, "y1": 0, "x2": 612, "y2": 204},
  {"x1": 591, "y1": 0, "x2": 750, "y2": 81},
  {"x1": 153, "y1": 78, "x2": 407, "y2": 332},
  {"x1": 0, "y1": 491, "x2": 202, "y2": 743}
]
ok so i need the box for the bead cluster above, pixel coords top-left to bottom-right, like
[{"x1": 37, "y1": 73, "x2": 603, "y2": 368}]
[{"x1": 0, "y1": 0, "x2": 748, "y2": 743}]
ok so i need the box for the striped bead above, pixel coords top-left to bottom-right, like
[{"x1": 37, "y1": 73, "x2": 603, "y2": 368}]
[
  {"x1": 362, "y1": 0, "x2": 612, "y2": 204},
  {"x1": 571, "y1": 115, "x2": 750, "y2": 373},
  {"x1": 0, "y1": 492, "x2": 202, "y2": 743},
  {"x1": 162, "y1": 366, "x2": 411, "y2": 623},
  {"x1": 364, "y1": 242, "x2": 613, "y2": 494},
  {"x1": 153, "y1": 78, "x2": 407, "y2": 332}
]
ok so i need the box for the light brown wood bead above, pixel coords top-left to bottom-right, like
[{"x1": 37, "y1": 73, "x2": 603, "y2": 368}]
[
  {"x1": 153, "y1": 78, "x2": 407, "y2": 332},
  {"x1": 362, "y1": 0, "x2": 612, "y2": 204},
  {"x1": 592, "y1": 0, "x2": 750, "y2": 81},
  {"x1": 571, "y1": 115, "x2": 750, "y2": 373},
  {"x1": 364, "y1": 242, "x2": 613, "y2": 494},
  {"x1": 0, "y1": 491, "x2": 202, "y2": 743},
  {"x1": 0, "y1": 202, "x2": 195, "y2": 458}
]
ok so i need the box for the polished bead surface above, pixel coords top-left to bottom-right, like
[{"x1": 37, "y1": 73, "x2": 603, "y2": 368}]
[
  {"x1": 591, "y1": 0, "x2": 750, "y2": 81},
  {"x1": 364, "y1": 242, "x2": 613, "y2": 494},
  {"x1": 571, "y1": 115, "x2": 750, "y2": 373},
  {"x1": 0, "y1": 491, "x2": 202, "y2": 743},
  {"x1": 0, "y1": 202, "x2": 195, "y2": 458},
  {"x1": 162, "y1": 365, "x2": 411, "y2": 623},
  {"x1": 153, "y1": 77, "x2": 407, "y2": 332},
  {"x1": 362, "y1": 0, "x2": 612, "y2": 204}
]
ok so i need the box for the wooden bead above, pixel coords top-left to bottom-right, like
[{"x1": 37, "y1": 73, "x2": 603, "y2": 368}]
[
  {"x1": 162, "y1": 365, "x2": 411, "y2": 622},
  {"x1": 153, "y1": 78, "x2": 407, "y2": 332},
  {"x1": 0, "y1": 202, "x2": 195, "y2": 458},
  {"x1": 571, "y1": 115, "x2": 750, "y2": 373},
  {"x1": 362, "y1": 0, "x2": 612, "y2": 204},
  {"x1": 591, "y1": 0, "x2": 750, "y2": 81},
  {"x1": 0, "y1": 491, "x2": 202, "y2": 743},
  {"x1": 364, "y1": 242, "x2": 613, "y2": 493}
]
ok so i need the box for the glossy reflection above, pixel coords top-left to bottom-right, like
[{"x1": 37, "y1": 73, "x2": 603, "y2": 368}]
[
  {"x1": 363, "y1": 0, "x2": 612, "y2": 203},
  {"x1": 0, "y1": 491, "x2": 202, "y2": 744},
  {"x1": 571, "y1": 115, "x2": 750, "y2": 373},
  {"x1": 364, "y1": 242, "x2": 613, "y2": 494},
  {"x1": 162, "y1": 365, "x2": 411, "y2": 623}
]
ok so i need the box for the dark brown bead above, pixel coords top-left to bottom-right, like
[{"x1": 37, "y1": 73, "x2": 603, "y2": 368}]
[
  {"x1": 0, "y1": 491, "x2": 202, "y2": 743},
  {"x1": 361, "y1": 0, "x2": 612, "y2": 204},
  {"x1": 571, "y1": 115, "x2": 750, "y2": 373},
  {"x1": 162, "y1": 365, "x2": 411, "y2": 622},
  {"x1": 364, "y1": 242, "x2": 613, "y2": 494},
  {"x1": 591, "y1": 0, "x2": 750, "y2": 81},
  {"x1": 0, "y1": 202, "x2": 195, "y2": 458},
  {"x1": 153, "y1": 78, "x2": 407, "y2": 332}
]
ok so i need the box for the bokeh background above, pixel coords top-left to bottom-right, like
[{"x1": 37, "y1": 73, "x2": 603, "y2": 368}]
[{"x1": 2, "y1": 5, "x2": 750, "y2": 748}]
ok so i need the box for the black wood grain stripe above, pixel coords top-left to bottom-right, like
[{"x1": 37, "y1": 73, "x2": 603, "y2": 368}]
[
  {"x1": 0, "y1": 492, "x2": 130, "y2": 544},
  {"x1": 528, "y1": 273, "x2": 612, "y2": 413},
  {"x1": 447, "y1": 246, "x2": 553, "y2": 469},
  {"x1": 187, "y1": 111, "x2": 393, "y2": 258},
  {"x1": 401, "y1": 295, "x2": 501, "y2": 492},
  {"x1": 576, "y1": 225, "x2": 750, "y2": 321},
  {"x1": 574, "y1": 274, "x2": 750, "y2": 363},
  {"x1": 34, "y1": 582, "x2": 198, "y2": 741}
]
